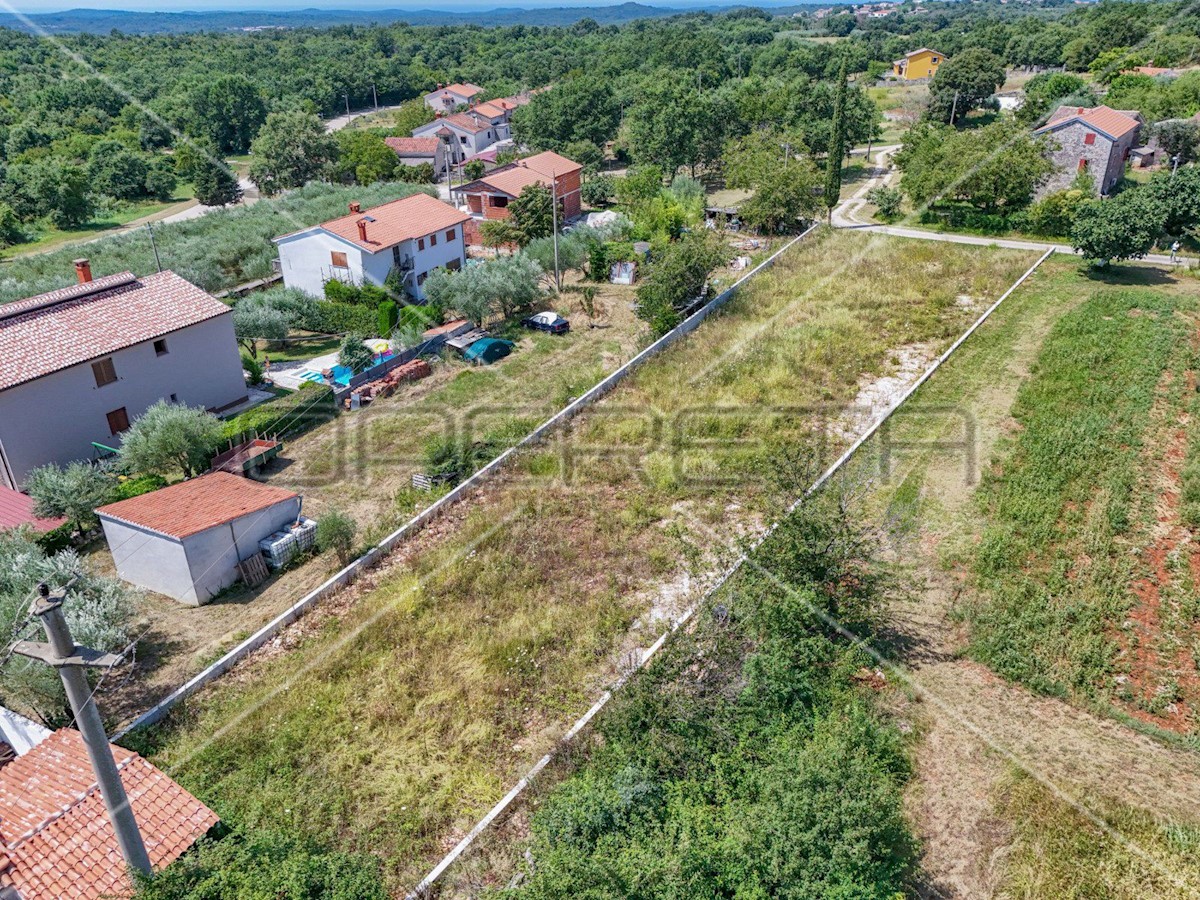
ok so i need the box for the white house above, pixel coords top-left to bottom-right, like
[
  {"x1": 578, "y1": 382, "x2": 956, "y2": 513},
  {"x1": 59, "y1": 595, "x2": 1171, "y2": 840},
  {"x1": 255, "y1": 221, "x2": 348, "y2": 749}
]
[
  {"x1": 424, "y1": 82, "x2": 484, "y2": 114},
  {"x1": 96, "y1": 471, "x2": 301, "y2": 605},
  {"x1": 412, "y1": 111, "x2": 505, "y2": 159},
  {"x1": 273, "y1": 193, "x2": 469, "y2": 301},
  {"x1": 0, "y1": 262, "x2": 248, "y2": 490},
  {"x1": 384, "y1": 136, "x2": 449, "y2": 175}
]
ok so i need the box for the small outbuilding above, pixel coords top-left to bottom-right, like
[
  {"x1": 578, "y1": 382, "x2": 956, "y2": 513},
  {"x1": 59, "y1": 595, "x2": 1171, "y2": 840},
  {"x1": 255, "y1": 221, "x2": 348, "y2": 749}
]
[{"x1": 96, "y1": 472, "x2": 301, "y2": 605}]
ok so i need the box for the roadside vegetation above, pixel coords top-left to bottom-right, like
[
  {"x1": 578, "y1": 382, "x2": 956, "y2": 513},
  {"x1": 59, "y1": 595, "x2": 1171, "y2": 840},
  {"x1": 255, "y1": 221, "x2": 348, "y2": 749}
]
[{"x1": 128, "y1": 232, "x2": 1036, "y2": 890}]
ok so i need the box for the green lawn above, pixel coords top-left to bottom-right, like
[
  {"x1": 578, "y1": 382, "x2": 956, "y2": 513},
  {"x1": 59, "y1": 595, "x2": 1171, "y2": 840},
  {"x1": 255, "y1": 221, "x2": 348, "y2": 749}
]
[{"x1": 132, "y1": 232, "x2": 1038, "y2": 892}]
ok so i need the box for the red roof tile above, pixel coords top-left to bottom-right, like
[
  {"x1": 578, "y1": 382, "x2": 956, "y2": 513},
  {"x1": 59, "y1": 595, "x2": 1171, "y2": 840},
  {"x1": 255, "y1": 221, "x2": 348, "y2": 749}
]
[
  {"x1": 459, "y1": 151, "x2": 583, "y2": 199},
  {"x1": 96, "y1": 471, "x2": 298, "y2": 539},
  {"x1": 1038, "y1": 104, "x2": 1141, "y2": 140},
  {"x1": 0, "y1": 272, "x2": 232, "y2": 393},
  {"x1": 441, "y1": 112, "x2": 494, "y2": 134},
  {"x1": 472, "y1": 101, "x2": 508, "y2": 119},
  {"x1": 385, "y1": 137, "x2": 439, "y2": 156},
  {"x1": 0, "y1": 729, "x2": 218, "y2": 900},
  {"x1": 0, "y1": 485, "x2": 65, "y2": 533},
  {"x1": 443, "y1": 82, "x2": 483, "y2": 97},
  {"x1": 316, "y1": 192, "x2": 470, "y2": 252}
]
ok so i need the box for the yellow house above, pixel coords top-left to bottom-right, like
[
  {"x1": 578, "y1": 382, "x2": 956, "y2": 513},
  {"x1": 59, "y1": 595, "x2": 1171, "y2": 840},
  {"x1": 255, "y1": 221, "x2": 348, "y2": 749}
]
[{"x1": 892, "y1": 48, "x2": 946, "y2": 80}]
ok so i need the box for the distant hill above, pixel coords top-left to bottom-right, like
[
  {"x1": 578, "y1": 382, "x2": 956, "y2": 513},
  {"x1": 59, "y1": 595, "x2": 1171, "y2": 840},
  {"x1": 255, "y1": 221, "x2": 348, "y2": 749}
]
[{"x1": 0, "y1": 3, "x2": 793, "y2": 34}]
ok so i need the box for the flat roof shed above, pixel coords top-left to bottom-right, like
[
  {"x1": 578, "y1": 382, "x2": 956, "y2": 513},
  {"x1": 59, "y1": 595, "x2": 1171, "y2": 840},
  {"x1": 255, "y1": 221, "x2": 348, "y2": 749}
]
[{"x1": 96, "y1": 472, "x2": 301, "y2": 605}]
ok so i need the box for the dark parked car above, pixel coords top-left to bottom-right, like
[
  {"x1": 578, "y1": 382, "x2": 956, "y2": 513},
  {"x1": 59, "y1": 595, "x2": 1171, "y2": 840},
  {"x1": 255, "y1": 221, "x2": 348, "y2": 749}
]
[{"x1": 522, "y1": 311, "x2": 570, "y2": 334}]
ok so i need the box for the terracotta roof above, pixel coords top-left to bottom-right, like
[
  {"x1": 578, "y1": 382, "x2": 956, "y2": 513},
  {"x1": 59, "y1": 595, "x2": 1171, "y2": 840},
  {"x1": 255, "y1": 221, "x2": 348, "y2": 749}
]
[
  {"x1": 0, "y1": 728, "x2": 218, "y2": 900},
  {"x1": 442, "y1": 112, "x2": 493, "y2": 134},
  {"x1": 1038, "y1": 104, "x2": 1141, "y2": 140},
  {"x1": 472, "y1": 101, "x2": 508, "y2": 119},
  {"x1": 96, "y1": 471, "x2": 298, "y2": 539},
  {"x1": 385, "y1": 137, "x2": 439, "y2": 156},
  {"x1": 0, "y1": 271, "x2": 232, "y2": 393},
  {"x1": 443, "y1": 82, "x2": 483, "y2": 97},
  {"x1": 316, "y1": 192, "x2": 470, "y2": 252},
  {"x1": 0, "y1": 485, "x2": 65, "y2": 533},
  {"x1": 459, "y1": 151, "x2": 582, "y2": 199}
]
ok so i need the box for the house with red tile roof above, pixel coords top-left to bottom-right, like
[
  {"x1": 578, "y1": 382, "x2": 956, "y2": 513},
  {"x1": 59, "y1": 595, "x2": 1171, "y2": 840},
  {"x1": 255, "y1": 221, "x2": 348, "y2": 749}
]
[
  {"x1": 273, "y1": 193, "x2": 469, "y2": 301},
  {"x1": 423, "y1": 82, "x2": 485, "y2": 114},
  {"x1": 0, "y1": 727, "x2": 218, "y2": 899},
  {"x1": 96, "y1": 471, "x2": 301, "y2": 604},
  {"x1": 454, "y1": 150, "x2": 584, "y2": 225},
  {"x1": 412, "y1": 109, "x2": 510, "y2": 161},
  {"x1": 384, "y1": 136, "x2": 449, "y2": 176},
  {"x1": 1034, "y1": 104, "x2": 1143, "y2": 196},
  {"x1": 0, "y1": 264, "x2": 247, "y2": 491},
  {"x1": 0, "y1": 485, "x2": 64, "y2": 534}
]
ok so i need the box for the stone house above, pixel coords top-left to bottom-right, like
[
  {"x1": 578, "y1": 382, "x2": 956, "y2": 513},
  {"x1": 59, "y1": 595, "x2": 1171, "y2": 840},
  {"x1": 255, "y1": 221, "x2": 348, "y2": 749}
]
[
  {"x1": 1033, "y1": 105, "x2": 1143, "y2": 197},
  {"x1": 453, "y1": 150, "x2": 583, "y2": 223}
]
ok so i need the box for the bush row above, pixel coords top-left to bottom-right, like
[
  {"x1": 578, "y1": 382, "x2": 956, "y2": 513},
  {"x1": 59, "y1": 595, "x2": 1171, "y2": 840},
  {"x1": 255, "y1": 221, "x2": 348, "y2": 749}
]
[{"x1": 221, "y1": 383, "x2": 337, "y2": 444}]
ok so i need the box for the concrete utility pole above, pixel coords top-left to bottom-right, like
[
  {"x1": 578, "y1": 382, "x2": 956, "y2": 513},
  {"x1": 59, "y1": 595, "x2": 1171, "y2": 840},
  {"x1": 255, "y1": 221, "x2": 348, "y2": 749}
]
[
  {"x1": 949, "y1": 89, "x2": 960, "y2": 126},
  {"x1": 344, "y1": 92, "x2": 351, "y2": 118},
  {"x1": 145, "y1": 222, "x2": 162, "y2": 273},
  {"x1": 372, "y1": 83, "x2": 379, "y2": 109},
  {"x1": 1172, "y1": 154, "x2": 1182, "y2": 178},
  {"x1": 13, "y1": 582, "x2": 151, "y2": 877},
  {"x1": 550, "y1": 177, "x2": 560, "y2": 290}
]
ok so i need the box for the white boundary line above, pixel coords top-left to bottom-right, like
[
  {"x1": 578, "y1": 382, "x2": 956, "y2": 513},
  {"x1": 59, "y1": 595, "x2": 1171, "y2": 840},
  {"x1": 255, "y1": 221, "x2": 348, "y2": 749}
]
[
  {"x1": 113, "y1": 225, "x2": 818, "y2": 741},
  {"x1": 403, "y1": 245, "x2": 1056, "y2": 898}
]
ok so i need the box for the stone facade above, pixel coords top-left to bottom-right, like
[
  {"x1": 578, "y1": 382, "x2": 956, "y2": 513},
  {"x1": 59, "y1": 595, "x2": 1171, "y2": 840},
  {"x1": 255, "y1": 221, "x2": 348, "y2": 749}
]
[{"x1": 1035, "y1": 108, "x2": 1141, "y2": 197}]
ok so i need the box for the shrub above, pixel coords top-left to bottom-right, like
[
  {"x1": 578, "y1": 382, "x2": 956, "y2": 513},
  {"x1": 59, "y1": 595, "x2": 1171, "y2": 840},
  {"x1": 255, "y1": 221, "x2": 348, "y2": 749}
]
[
  {"x1": 242, "y1": 353, "x2": 264, "y2": 385},
  {"x1": 293, "y1": 301, "x2": 378, "y2": 335},
  {"x1": 112, "y1": 474, "x2": 169, "y2": 501},
  {"x1": 377, "y1": 300, "x2": 398, "y2": 338},
  {"x1": 338, "y1": 333, "x2": 374, "y2": 373},
  {"x1": 118, "y1": 401, "x2": 224, "y2": 478},
  {"x1": 866, "y1": 185, "x2": 903, "y2": 220},
  {"x1": 24, "y1": 462, "x2": 118, "y2": 535},
  {"x1": 323, "y1": 279, "x2": 357, "y2": 303},
  {"x1": 316, "y1": 509, "x2": 358, "y2": 565},
  {"x1": 221, "y1": 383, "x2": 336, "y2": 443},
  {"x1": 580, "y1": 174, "x2": 616, "y2": 207}
]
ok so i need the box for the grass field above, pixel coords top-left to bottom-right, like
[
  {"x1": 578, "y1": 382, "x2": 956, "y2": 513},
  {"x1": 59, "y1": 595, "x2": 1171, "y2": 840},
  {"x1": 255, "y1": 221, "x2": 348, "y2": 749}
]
[
  {"x1": 841, "y1": 258, "x2": 1200, "y2": 893},
  {"x1": 130, "y1": 231, "x2": 1038, "y2": 890}
]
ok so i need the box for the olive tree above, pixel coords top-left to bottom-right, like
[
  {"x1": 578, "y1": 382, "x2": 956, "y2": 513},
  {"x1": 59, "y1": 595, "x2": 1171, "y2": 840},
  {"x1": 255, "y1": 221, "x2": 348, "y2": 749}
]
[{"x1": 119, "y1": 401, "x2": 224, "y2": 478}]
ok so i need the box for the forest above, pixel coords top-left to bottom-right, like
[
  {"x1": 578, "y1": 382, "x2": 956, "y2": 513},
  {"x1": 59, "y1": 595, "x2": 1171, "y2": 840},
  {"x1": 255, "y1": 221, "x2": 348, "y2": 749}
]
[{"x1": 1, "y1": 0, "x2": 1198, "y2": 251}]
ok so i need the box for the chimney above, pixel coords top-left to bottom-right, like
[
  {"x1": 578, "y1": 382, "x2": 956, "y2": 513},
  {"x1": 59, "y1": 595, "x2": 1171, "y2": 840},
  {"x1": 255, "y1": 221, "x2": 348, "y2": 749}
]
[
  {"x1": 357, "y1": 219, "x2": 368, "y2": 242},
  {"x1": 349, "y1": 201, "x2": 361, "y2": 214},
  {"x1": 73, "y1": 258, "x2": 92, "y2": 284}
]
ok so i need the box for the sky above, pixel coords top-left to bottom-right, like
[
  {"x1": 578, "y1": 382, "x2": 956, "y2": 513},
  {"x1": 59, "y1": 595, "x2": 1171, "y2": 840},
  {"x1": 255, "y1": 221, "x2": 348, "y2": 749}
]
[{"x1": 10, "y1": 0, "x2": 802, "y2": 11}]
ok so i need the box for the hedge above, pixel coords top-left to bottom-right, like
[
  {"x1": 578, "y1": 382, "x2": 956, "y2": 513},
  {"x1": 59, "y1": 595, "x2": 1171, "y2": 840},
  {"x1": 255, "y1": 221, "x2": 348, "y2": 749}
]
[
  {"x1": 221, "y1": 383, "x2": 337, "y2": 444},
  {"x1": 293, "y1": 301, "x2": 378, "y2": 336}
]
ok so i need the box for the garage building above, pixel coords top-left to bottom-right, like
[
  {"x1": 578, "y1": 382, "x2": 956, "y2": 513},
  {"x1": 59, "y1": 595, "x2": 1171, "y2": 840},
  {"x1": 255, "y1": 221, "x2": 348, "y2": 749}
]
[{"x1": 96, "y1": 472, "x2": 301, "y2": 605}]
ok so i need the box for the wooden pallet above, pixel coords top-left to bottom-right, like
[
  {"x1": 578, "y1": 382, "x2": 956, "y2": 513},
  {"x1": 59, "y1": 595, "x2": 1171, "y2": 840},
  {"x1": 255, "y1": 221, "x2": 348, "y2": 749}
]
[{"x1": 238, "y1": 553, "x2": 271, "y2": 589}]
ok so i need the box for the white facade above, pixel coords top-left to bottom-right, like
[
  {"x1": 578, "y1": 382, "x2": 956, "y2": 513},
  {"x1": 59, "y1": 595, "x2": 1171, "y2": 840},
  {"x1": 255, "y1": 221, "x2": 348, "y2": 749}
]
[
  {"x1": 412, "y1": 119, "x2": 500, "y2": 157},
  {"x1": 275, "y1": 226, "x2": 467, "y2": 302},
  {"x1": 0, "y1": 315, "x2": 247, "y2": 490},
  {"x1": 99, "y1": 494, "x2": 302, "y2": 605}
]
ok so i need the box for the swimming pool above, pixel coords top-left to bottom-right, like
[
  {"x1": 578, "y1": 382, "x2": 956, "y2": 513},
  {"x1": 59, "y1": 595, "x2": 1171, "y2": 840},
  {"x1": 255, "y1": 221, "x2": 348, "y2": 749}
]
[{"x1": 298, "y1": 351, "x2": 396, "y2": 388}]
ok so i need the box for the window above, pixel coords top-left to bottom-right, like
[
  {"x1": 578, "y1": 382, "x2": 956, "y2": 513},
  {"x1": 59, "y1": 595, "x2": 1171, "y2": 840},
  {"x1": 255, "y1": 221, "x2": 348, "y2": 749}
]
[
  {"x1": 153, "y1": 339, "x2": 168, "y2": 356},
  {"x1": 107, "y1": 407, "x2": 130, "y2": 435},
  {"x1": 447, "y1": 257, "x2": 462, "y2": 271},
  {"x1": 430, "y1": 233, "x2": 438, "y2": 247},
  {"x1": 169, "y1": 393, "x2": 178, "y2": 403},
  {"x1": 932, "y1": 57, "x2": 939, "y2": 63},
  {"x1": 493, "y1": 196, "x2": 509, "y2": 209},
  {"x1": 330, "y1": 251, "x2": 348, "y2": 268},
  {"x1": 392, "y1": 245, "x2": 402, "y2": 266},
  {"x1": 446, "y1": 228, "x2": 456, "y2": 242},
  {"x1": 1078, "y1": 158, "x2": 1089, "y2": 171},
  {"x1": 417, "y1": 272, "x2": 428, "y2": 286},
  {"x1": 92, "y1": 357, "x2": 117, "y2": 388},
  {"x1": 418, "y1": 237, "x2": 425, "y2": 251},
  {"x1": 1084, "y1": 132, "x2": 1096, "y2": 146}
]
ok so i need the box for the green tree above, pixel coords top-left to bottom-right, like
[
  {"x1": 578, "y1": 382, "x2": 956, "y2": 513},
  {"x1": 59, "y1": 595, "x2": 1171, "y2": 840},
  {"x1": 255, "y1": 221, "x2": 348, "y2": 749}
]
[
  {"x1": 338, "y1": 333, "x2": 375, "y2": 373},
  {"x1": 25, "y1": 462, "x2": 116, "y2": 535},
  {"x1": 232, "y1": 296, "x2": 292, "y2": 358},
  {"x1": 824, "y1": 61, "x2": 849, "y2": 216},
  {"x1": 6, "y1": 160, "x2": 94, "y2": 227},
  {"x1": 1071, "y1": 192, "x2": 1165, "y2": 264},
  {"x1": 192, "y1": 151, "x2": 243, "y2": 207},
  {"x1": 635, "y1": 230, "x2": 726, "y2": 335},
  {"x1": 185, "y1": 75, "x2": 267, "y2": 155},
  {"x1": 511, "y1": 75, "x2": 621, "y2": 152},
  {"x1": 317, "y1": 509, "x2": 359, "y2": 566},
  {"x1": 463, "y1": 159, "x2": 486, "y2": 180},
  {"x1": 119, "y1": 401, "x2": 224, "y2": 478},
  {"x1": 508, "y1": 182, "x2": 555, "y2": 246},
  {"x1": 87, "y1": 142, "x2": 150, "y2": 201},
  {"x1": 1153, "y1": 120, "x2": 1200, "y2": 165},
  {"x1": 725, "y1": 129, "x2": 824, "y2": 233},
  {"x1": 249, "y1": 110, "x2": 338, "y2": 197},
  {"x1": 866, "y1": 185, "x2": 903, "y2": 220},
  {"x1": 144, "y1": 157, "x2": 178, "y2": 201},
  {"x1": 334, "y1": 130, "x2": 401, "y2": 186},
  {"x1": 928, "y1": 48, "x2": 1006, "y2": 124},
  {"x1": 581, "y1": 174, "x2": 616, "y2": 207}
]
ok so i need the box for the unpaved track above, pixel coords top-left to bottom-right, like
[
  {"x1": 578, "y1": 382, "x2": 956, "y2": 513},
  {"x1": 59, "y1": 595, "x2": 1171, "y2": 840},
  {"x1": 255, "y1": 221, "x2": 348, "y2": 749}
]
[{"x1": 881, "y1": 268, "x2": 1200, "y2": 897}]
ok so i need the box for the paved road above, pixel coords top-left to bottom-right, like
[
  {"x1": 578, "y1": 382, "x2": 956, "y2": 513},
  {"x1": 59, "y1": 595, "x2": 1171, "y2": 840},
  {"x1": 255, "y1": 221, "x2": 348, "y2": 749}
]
[
  {"x1": 831, "y1": 145, "x2": 900, "y2": 228},
  {"x1": 160, "y1": 177, "x2": 259, "y2": 225},
  {"x1": 324, "y1": 103, "x2": 407, "y2": 133}
]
